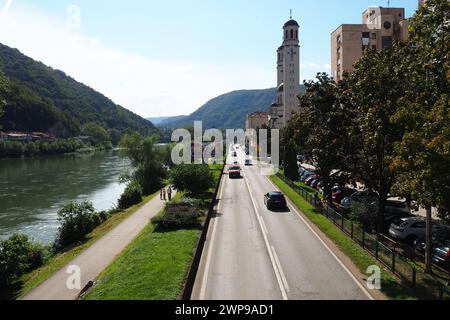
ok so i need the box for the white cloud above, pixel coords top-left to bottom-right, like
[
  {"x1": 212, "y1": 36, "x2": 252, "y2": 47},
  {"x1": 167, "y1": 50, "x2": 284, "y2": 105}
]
[{"x1": 0, "y1": 5, "x2": 274, "y2": 118}]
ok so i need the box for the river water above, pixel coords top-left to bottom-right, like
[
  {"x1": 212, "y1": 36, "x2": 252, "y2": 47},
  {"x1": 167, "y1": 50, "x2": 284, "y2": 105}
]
[{"x1": 0, "y1": 150, "x2": 129, "y2": 244}]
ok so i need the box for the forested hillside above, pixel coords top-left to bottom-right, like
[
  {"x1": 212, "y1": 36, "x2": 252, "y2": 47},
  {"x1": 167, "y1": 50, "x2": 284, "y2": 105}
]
[{"x1": 0, "y1": 43, "x2": 157, "y2": 140}]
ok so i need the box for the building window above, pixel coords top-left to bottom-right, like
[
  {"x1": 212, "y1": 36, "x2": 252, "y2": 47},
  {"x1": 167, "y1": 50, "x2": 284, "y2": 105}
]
[
  {"x1": 362, "y1": 32, "x2": 370, "y2": 38},
  {"x1": 371, "y1": 33, "x2": 377, "y2": 40},
  {"x1": 382, "y1": 36, "x2": 393, "y2": 49},
  {"x1": 286, "y1": 30, "x2": 288, "y2": 39},
  {"x1": 290, "y1": 29, "x2": 294, "y2": 39},
  {"x1": 295, "y1": 30, "x2": 298, "y2": 39}
]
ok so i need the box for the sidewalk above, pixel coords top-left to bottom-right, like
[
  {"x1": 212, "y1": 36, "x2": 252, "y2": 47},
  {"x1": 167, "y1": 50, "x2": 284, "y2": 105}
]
[{"x1": 22, "y1": 194, "x2": 171, "y2": 300}]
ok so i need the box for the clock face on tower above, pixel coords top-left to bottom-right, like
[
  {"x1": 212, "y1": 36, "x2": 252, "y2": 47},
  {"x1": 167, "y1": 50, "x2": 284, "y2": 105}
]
[{"x1": 383, "y1": 21, "x2": 392, "y2": 30}]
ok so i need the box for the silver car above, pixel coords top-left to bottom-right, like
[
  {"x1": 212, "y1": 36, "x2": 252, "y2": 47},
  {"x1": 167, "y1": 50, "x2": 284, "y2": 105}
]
[{"x1": 389, "y1": 217, "x2": 441, "y2": 244}]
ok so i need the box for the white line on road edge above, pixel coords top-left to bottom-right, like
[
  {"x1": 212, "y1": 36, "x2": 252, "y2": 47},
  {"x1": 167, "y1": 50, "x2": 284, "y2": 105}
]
[
  {"x1": 266, "y1": 178, "x2": 375, "y2": 300},
  {"x1": 243, "y1": 171, "x2": 289, "y2": 300},
  {"x1": 260, "y1": 215, "x2": 269, "y2": 235},
  {"x1": 271, "y1": 245, "x2": 290, "y2": 293},
  {"x1": 199, "y1": 170, "x2": 226, "y2": 300}
]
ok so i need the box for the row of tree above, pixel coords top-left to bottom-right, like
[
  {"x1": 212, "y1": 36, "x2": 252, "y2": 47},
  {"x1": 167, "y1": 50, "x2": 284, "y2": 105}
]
[{"x1": 282, "y1": 0, "x2": 449, "y2": 236}]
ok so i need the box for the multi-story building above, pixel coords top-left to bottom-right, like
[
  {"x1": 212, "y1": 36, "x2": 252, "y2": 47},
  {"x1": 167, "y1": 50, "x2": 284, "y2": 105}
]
[
  {"x1": 269, "y1": 17, "x2": 301, "y2": 129},
  {"x1": 331, "y1": 6, "x2": 409, "y2": 81}
]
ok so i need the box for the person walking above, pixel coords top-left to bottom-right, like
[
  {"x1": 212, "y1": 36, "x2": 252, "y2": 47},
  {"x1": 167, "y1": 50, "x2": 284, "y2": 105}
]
[
  {"x1": 162, "y1": 188, "x2": 167, "y2": 201},
  {"x1": 160, "y1": 188, "x2": 164, "y2": 200}
]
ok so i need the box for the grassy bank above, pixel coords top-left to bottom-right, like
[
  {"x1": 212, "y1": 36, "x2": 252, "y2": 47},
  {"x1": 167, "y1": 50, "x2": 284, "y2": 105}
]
[
  {"x1": 17, "y1": 192, "x2": 159, "y2": 299},
  {"x1": 83, "y1": 164, "x2": 223, "y2": 300},
  {"x1": 83, "y1": 223, "x2": 199, "y2": 300},
  {"x1": 270, "y1": 174, "x2": 417, "y2": 300}
]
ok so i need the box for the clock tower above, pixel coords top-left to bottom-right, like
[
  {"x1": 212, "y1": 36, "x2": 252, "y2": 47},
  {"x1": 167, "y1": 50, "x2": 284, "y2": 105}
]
[{"x1": 270, "y1": 14, "x2": 301, "y2": 129}]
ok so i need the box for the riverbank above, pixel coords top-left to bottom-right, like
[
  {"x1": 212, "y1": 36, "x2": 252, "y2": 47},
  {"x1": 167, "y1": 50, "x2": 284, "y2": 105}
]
[{"x1": 18, "y1": 191, "x2": 160, "y2": 299}]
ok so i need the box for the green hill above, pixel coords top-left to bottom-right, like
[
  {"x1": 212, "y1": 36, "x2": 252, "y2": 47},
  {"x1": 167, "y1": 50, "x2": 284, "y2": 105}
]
[
  {"x1": 158, "y1": 86, "x2": 305, "y2": 129},
  {"x1": 0, "y1": 43, "x2": 157, "y2": 140}
]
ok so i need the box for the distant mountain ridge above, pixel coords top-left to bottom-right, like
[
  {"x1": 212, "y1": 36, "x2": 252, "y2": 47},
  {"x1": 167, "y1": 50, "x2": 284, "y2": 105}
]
[
  {"x1": 158, "y1": 86, "x2": 305, "y2": 129},
  {"x1": 0, "y1": 43, "x2": 157, "y2": 139}
]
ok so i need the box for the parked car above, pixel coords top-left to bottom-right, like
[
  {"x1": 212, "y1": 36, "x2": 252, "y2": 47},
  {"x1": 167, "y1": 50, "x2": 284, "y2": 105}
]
[
  {"x1": 228, "y1": 166, "x2": 241, "y2": 179},
  {"x1": 311, "y1": 179, "x2": 322, "y2": 189},
  {"x1": 245, "y1": 159, "x2": 253, "y2": 166},
  {"x1": 300, "y1": 171, "x2": 315, "y2": 182},
  {"x1": 414, "y1": 228, "x2": 450, "y2": 255},
  {"x1": 384, "y1": 199, "x2": 411, "y2": 215},
  {"x1": 389, "y1": 217, "x2": 442, "y2": 244},
  {"x1": 264, "y1": 192, "x2": 287, "y2": 210},
  {"x1": 433, "y1": 239, "x2": 450, "y2": 269},
  {"x1": 305, "y1": 175, "x2": 319, "y2": 186},
  {"x1": 332, "y1": 187, "x2": 357, "y2": 205},
  {"x1": 341, "y1": 191, "x2": 378, "y2": 210}
]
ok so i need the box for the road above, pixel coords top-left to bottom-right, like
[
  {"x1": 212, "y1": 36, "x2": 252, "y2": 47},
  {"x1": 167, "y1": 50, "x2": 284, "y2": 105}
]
[
  {"x1": 22, "y1": 193, "x2": 171, "y2": 300},
  {"x1": 192, "y1": 146, "x2": 372, "y2": 300}
]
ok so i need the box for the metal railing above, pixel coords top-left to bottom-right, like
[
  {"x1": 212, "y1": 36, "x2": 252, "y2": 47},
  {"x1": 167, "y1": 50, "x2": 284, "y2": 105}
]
[{"x1": 276, "y1": 173, "x2": 450, "y2": 300}]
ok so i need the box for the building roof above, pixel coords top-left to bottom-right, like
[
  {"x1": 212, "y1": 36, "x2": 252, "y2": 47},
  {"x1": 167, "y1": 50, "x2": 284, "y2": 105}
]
[{"x1": 284, "y1": 19, "x2": 299, "y2": 27}]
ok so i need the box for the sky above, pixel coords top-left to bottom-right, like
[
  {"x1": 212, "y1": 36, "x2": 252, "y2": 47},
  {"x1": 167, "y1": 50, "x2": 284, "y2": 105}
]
[{"x1": 0, "y1": 0, "x2": 419, "y2": 118}]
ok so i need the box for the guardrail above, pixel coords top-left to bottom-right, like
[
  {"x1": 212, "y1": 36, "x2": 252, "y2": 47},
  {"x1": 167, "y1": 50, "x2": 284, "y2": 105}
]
[{"x1": 276, "y1": 172, "x2": 450, "y2": 300}]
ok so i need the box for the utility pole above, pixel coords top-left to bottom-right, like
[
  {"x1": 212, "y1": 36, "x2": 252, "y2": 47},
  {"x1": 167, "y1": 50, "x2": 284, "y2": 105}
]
[{"x1": 425, "y1": 206, "x2": 433, "y2": 272}]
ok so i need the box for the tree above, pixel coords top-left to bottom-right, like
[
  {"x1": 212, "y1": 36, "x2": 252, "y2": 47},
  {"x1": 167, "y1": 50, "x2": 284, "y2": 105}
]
[
  {"x1": 296, "y1": 73, "x2": 349, "y2": 202},
  {"x1": 0, "y1": 70, "x2": 10, "y2": 128},
  {"x1": 390, "y1": 0, "x2": 450, "y2": 271},
  {"x1": 119, "y1": 133, "x2": 167, "y2": 195},
  {"x1": 53, "y1": 201, "x2": 101, "y2": 250},
  {"x1": 171, "y1": 164, "x2": 214, "y2": 195},
  {"x1": 0, "y1": 234, "x2": 47, "y2": 299},
  {"x1": 82, "y1": 122, "x2": 111, "y2": 146},
  {"x1": 342, "y1": 46, "x2": 408, "y2": 235}
]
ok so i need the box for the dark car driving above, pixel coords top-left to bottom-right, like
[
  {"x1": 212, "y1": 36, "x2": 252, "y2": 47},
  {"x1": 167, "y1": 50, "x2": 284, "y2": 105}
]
[
  {"x1": 228, "y1": 166, "x2": 241, "y2": 179},
  {"x1": 264, "y1": 192, "x2": 287, "y2": 210}
]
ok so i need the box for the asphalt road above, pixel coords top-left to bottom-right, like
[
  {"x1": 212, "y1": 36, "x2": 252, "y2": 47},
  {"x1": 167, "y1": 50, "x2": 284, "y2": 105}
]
[{"x1": 192, "y1": 147, "x2": 372, "y2": 300}]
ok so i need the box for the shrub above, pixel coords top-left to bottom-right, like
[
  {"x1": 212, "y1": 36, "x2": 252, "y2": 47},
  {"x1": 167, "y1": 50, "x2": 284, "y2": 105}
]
[
  {"x1": 118, "y1": 181, "x2": 143, "y2": 210},
  {"x1": 349, "y1": 198, "x2": 379, "y2": 231},
  {"x1": 53, "y1": 201, "x2": 100, "y2": 250},
  {"x1": 152, "y1": 208, "x2": 201, "y2": 230},
  {"x1": 0, "y1": 234, "x2": 47, "y2": 298},
  {"x1": 170, "y1": 164, "x2": 214, "y2": 195}
]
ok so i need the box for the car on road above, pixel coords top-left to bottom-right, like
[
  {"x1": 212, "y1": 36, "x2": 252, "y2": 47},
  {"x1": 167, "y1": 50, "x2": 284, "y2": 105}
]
[
  {"x1": 228, "y1": 166, "x2": 241, "y2": 179},
  {"x1": 245, "y1": 159, "x2": 253, "y2": 166},
  {"x1": 389, "y1": 217, "x2": 442, "y2": 244},
  {"x1": 264, "y1": 192, "x2": 287, "y2": 211}
]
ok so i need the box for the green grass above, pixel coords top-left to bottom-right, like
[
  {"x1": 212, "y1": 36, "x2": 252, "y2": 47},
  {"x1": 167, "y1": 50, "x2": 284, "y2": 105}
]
[
  {"x1": 17, "y1": 191, "x2": 159, "y2": 299},
  {"x1": 270, "y1": 174, "x2": 417, "y2": 300},
  {"x1": 83, "y1": 225, "x2": 200, "y2": 300},
  {"x1": 82, "y1": 164, "x2": 224, "y2": 300}
]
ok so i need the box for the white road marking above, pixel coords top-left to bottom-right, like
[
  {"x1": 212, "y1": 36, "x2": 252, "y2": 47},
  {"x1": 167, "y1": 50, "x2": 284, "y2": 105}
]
[
  {"x1": 271, "y1": 245, "x2": 290, "y2": 293},
  {"x1": 266, "y1": 177, "x2": 375, "y2": 300},
  {"x1": 199, "y1": 171, "x2": 226, "y2": 300},
  {"x1": 243, "y1": 171, "x2": 289, "y2": 300},
  {"x1": 260, "y1": 215, "x2": 269, "y2": 235}
]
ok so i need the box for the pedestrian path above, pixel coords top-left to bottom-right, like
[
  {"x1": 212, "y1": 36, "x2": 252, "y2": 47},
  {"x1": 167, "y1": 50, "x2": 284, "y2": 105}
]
[{"x1": 23, "y1": 193, "x2": 172, "y2": 300}]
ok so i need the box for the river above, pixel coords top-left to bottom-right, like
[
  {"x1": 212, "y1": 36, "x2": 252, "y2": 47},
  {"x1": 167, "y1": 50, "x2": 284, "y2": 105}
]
[{"x1": 0, "y1": 150, "x2": 129, "y2": 244}]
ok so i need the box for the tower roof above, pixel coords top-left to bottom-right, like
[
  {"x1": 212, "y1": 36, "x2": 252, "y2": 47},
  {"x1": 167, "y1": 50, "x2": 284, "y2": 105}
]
[{"x1": 284, "y1": 19, "x2": 299, "y2": 27}]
